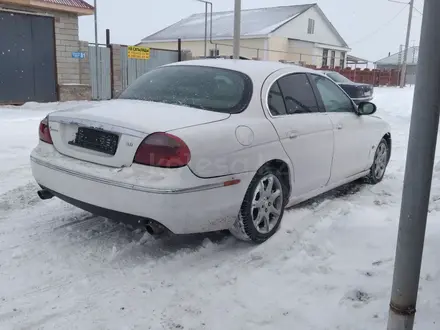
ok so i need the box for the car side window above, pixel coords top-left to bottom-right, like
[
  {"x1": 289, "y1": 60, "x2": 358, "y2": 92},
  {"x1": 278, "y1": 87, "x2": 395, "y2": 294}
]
[
  {"x1": 268, "y1": 82, "x2": 287, "y2": 116},
  {"x1": 277, "y1": 73, "x2": 320, "y2": 114},
  {"x1": 311, "y1": 74, "x2": 355, "y2": 113}
]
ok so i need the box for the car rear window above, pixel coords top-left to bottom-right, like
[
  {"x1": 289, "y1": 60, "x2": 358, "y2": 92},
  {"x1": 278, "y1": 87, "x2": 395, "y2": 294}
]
[
  {"x1": 118, "y1": 65, "x2": 253, "y2": 114},
  {"x1": 325, "y1": 72, "x2": 352, "y2": 84}
]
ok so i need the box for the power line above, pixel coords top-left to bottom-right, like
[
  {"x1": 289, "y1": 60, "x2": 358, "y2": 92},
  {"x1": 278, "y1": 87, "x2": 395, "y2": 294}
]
[
  {"x1": 413, "y1": 6, "x2": 423, "y2": 15},
  {"x1": 350, "y1": 4, "x2": 408, "y2": 46}
]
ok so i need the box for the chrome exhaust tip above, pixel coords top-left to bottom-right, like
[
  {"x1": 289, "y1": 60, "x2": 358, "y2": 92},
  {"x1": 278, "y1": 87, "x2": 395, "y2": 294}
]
[{"x1": 37, "y1": 189, "x2": 54, "y2": 200}]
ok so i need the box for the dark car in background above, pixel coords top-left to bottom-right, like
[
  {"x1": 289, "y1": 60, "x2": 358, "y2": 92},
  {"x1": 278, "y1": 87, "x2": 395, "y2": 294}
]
[{"x1": 322, "y1": 70, "x2": 374, "y2": 104}]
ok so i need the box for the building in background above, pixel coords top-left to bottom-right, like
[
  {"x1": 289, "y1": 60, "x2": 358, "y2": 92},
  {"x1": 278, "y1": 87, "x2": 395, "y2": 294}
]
[
  {"x1": 138, "y1": 4, "x2": 351, "y2": 67},
  {"x1": 346, "y1": 54, "x2": 372, "y2": 69},
  {"x1": 0, "y1": 0, "x2": 94, "y2": 104},
  {"x1": 375, "y1": 46, "x2": 419, "y2": 85}
]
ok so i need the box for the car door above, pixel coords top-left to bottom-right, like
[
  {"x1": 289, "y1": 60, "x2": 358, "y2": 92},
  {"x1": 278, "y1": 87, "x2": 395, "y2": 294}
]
[
  {"x1": 310, "y1": 73, "x2": 375, "y2": 184},
  {"x1": 264, "y1": 72, "x2": 334, "y2": 197}
]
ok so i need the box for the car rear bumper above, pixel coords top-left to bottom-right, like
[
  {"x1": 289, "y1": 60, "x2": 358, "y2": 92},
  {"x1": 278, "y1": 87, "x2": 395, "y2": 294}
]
[{"x1": 30, "y1": 143, "x2": 254, "y2": 234}]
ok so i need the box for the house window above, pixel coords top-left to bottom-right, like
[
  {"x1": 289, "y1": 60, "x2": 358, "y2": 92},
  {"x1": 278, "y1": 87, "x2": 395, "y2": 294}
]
[
  {"x1": 322, "y1": 49, "x2": 328, "y2": 67},
  {"x1": 209, "y1": 49, "x2": 220, "y2": 58},
  {"x1": 330, "y1": 50, "x2": 336, "y2": 68},
  {"x1": 340, "y1": 52, "x2": 346, "y2": 68},
  {"x1": 307, "y1": 18, "x2": 315, "y2": 34}
]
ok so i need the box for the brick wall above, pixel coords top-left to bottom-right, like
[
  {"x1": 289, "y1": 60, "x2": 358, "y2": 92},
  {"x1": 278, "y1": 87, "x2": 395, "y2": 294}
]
[
  {"x1": 53, "y1": 12, "x2": 91, "y2": 100},
  {"x1": 54, "y1": 13, "x2": 79, "y2": 83},
  {"x1": 78, "y1": 41, "x2": 90, "y2": 85}
]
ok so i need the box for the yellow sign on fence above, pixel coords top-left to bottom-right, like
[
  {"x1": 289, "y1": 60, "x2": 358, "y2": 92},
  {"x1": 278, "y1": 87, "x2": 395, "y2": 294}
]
[{"x1": 127, "y1": 46, "x2": 150, "y2": 60}]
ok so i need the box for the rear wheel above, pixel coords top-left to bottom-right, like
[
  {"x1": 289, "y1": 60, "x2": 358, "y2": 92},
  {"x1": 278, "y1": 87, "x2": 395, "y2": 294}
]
[
  {"x1": 230, "y1": 167, "x2": 287, "y2": 243},
  {"x1": 366, "y1": 138, "x2": 389, "y2": 184}
]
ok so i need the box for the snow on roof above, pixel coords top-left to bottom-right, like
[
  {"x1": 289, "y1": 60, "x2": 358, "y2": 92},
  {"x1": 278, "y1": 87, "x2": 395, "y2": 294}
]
[
  {"x1": 36, "y1": 0, "x2": 94, "y2": 9},
  {"x1": 141, "y1": 4, "x2": 315, "y2": 42},
  {"x1": 375, "y1": 46, "x2": 419, "y2": 66},
  {"x1": 163, "y1": 59, "x2": 320, "y2": 80}
]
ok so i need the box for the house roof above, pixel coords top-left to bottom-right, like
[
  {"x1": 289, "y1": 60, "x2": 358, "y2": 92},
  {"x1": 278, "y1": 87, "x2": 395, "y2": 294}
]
[
  {"x1": 141, "y1": 4, "x2": 316, "y2": 42},
  {"x1": 375, "y1": 46, "x2": 419, "y2": 66},
  {"x1": 347, "y1": 54, "x2": 369, "y2": 64},
  {"x1": 2, "y1": 0, "x2": 96, "y2": 15},
  {"x1": 37, "y1": 0, "x2": 94, "y2": 9}
]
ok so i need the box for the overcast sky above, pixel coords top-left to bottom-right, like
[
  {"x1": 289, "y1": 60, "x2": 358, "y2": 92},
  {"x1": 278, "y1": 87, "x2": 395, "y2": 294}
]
[{"x1": 80, "y1": 0, "x2": 423, "y2": 62}]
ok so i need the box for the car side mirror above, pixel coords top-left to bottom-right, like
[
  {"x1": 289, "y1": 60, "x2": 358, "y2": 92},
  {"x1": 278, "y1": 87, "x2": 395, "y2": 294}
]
[{"x1": 357, "y1": 102, "x2": 377, "y2": 115}]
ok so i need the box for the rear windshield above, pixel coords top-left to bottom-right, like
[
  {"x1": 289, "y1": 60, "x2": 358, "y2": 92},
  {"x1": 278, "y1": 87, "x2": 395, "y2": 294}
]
[{"x1": 119, "y1": 65, "x2": 253, "y2": 114}]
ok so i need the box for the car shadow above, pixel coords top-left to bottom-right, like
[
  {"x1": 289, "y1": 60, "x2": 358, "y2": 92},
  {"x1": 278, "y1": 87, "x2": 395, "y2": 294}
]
[
  {"x1": 291, "y1": 179, "x2": 364, "y2": 210},
  {"x1": 49, "y1": 179, "x2": 366, "y2": 262},
  {"x1": 50, "y1": 211, "x2": 243, "y2": 262}
]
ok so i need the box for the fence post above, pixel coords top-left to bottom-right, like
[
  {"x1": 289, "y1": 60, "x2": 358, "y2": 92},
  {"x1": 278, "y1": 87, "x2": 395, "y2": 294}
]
[
  {"x1": 106, "y1": 29, "x2": 114, "y2": 98},
  {"x1": 106, "y1": 29, "x2": 110, "y2": 47},
  {"x1": 178, "y1": 38, "x2": 182, "y2": 62}
]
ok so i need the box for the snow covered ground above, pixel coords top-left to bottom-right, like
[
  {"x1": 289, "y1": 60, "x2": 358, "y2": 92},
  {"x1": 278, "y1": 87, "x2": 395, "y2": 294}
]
[{"x1": 1, "y1": 88, "x2": 440, "y2": 330}]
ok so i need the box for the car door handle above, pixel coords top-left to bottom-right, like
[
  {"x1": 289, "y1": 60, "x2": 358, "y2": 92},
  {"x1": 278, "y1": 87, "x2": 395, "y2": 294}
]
[
  {"x1": 288, "y1": 131, "x2": 298, "y2": 139},
  {"x1": 336, "y1": 123, "x2": 343, "y2": 130}
]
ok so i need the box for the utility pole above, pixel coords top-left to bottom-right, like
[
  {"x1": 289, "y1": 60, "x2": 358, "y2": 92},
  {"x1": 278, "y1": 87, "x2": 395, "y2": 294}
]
[
  {"x1": 93, "y1": 0, "x2": 100, "y2": 100},
  {"x1": 204, "y1": 1, "x2": 208, "y2": 57},
  {"x1": 387, "y1": 0, "x2": 440, "y2": 329},
  {"x1": 400, "y1": 0, "x2": 414, "y2": 88},
  {"x1": 195, "y1": 0, "x2": 211, "y2": 58},
  {"x1": 233, "y1": 0, "x2": 241, "y2": 59}
]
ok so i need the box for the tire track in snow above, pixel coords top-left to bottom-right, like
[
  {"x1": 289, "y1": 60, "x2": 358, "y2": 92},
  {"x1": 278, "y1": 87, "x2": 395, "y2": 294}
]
[
  {"x1": 0, "y1": 182, "x2": 41, "y2": 214},
  {"x1": 1, "y1": 176, "x2": 389, "y2": 329}
]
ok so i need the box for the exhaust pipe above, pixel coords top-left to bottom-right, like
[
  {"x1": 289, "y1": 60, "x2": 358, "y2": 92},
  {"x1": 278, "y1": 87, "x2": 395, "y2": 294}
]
[
  {"x1": 37, "y1": 189, "x2": 54, "y2": 200},
  {"x1": 145, "y1": 223, "x2": 165, "y2": 237}
]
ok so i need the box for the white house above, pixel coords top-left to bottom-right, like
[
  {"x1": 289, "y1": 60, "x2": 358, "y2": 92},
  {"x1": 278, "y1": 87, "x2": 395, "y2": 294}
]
[{"x1": 138, "y1": 3, "x2": 351, "y2": 67}]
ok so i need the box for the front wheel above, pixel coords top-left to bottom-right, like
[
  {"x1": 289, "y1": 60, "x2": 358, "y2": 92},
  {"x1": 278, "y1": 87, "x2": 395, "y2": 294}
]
[
  {"x1": 366, "y1": 138, "x2": 389, "y2": 184},
  {"x1": 230, "y1": 167, "x2": 287, "y2": 243}
]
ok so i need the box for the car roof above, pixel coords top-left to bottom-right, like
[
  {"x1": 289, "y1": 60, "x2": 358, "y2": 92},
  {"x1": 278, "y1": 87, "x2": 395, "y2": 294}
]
[{"x1": 165, "y1": 59, "x2": 321, "y2": 80}]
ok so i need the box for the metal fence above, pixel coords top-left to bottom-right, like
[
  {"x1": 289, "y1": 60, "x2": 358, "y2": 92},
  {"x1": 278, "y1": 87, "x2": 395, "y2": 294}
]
[
  {"x1": 89, "y1": 44, "x2": 111, "y2": 100},
  {"x1": 120, "y1": 47, "x2": 179, "y2": 90}
]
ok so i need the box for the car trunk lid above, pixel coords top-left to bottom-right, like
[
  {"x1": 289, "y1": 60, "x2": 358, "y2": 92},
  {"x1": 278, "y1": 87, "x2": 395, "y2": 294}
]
[
  {"x1": 339, "y1": 83, "x2": 374, "y2": 98},
  {"x1": 47, "y1": 99, "x2": 230, "y2": 168}
]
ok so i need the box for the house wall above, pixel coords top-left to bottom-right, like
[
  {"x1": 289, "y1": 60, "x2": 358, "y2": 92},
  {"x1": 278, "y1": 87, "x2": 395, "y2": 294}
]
[
  {"x1": 53, "y1": 12, "x2": 91, "y2": 100},
  {"x1": 0, "y1": 4, "x2": 91, "y2": 101},
  {"x1": 272, "y1": 6, "x2": 345, "y2": 47},
  {"x1": 266, "y1": 36, "x2": 288, "y2": 62},
  {"x1": 140, "y1": 38, "x2": 267, "y2": 60},
  {"x1": 269, "y1": 6, "x2": 349, "y2": 67},
  {"x1": 286, "y1": 39, "x2": 314, "y2": 64},
  {"x1": 316, "y1": 47, "x2": 347, "y2": 68}
]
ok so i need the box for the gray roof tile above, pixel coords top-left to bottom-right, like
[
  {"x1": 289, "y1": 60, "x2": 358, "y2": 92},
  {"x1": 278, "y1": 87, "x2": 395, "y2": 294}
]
[
  {"x1": 142, "y1": 4, "x2": 315, "y2": 42},
  {"x1": 376, "y1": 46, "x2": 419, "y2": 65}
]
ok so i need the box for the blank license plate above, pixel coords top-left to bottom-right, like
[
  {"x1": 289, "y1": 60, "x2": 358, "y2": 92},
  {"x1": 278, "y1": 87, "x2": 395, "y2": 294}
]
[{"x1": 69, "y1": 127, "x2": 119, "y2": 155}]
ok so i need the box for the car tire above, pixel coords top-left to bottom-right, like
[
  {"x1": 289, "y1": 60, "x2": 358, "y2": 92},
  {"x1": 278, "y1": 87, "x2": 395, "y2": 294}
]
[
  {"x1": 230, "y1": 166, "x2": 288, "y2": 243},
  {"x1": 366, "y1": 138, "x2": 389, "y2": 184}
]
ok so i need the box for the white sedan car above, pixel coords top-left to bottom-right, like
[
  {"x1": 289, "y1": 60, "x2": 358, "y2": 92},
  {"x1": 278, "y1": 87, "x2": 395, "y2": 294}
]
[{"x1": 30, "y1": 59, "x2": 391, "y2": 243}]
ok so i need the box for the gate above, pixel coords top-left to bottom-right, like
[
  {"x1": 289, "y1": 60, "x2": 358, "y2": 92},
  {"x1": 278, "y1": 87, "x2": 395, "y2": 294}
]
[
  {"x1": 89, "y1": 44, "x2": 111, "y2": 100},
  {"x1": 120, "y1": 47, "x2": 179, "y2": 90},
  {"x1": 0, "y1": 11, "x2": 57, "y2": 104}
]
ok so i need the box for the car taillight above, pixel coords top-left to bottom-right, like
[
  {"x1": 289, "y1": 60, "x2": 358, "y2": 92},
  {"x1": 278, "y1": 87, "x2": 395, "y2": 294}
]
[
  {"x1": 134, "y1": 132, "x2": 191, "y2": 168},
  {"x1": 39, "y1": 116, "x2": 53, "y2": 144}
]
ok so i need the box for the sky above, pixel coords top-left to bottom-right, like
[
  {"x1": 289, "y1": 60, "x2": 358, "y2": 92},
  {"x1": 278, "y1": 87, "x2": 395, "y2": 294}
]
[{"x1": 80, "y1": 0, "x2": 424, "y2": 62}]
